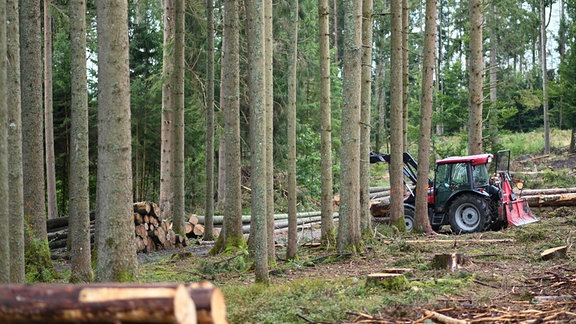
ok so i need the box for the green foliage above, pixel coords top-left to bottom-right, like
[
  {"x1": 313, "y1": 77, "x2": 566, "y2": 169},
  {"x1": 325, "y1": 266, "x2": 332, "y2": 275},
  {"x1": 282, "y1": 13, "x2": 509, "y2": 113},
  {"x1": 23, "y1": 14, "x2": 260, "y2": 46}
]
[
  {"x1": 25, "y1": 225, "x2": 57, "y2": 283},
  {"x1": 201, "y1": 248, "x2": 251, "y2": 275}
]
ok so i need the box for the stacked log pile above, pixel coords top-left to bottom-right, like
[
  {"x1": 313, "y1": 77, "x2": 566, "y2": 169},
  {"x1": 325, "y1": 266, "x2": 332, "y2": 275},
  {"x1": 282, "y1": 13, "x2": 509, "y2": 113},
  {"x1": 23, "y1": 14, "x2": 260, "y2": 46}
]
[
  {"x1": 196, "y1": 211, "x2": 339, "y2": 234},
  {"x1": 185, "y1": 214, "x2": 220, "y2": 239},
  {"x1": 133, "y1": 201, "x2": 189, "y2": 253},
  {"x1": 0, "y1": 281, "x2": 227, "y2": 324},
  {"x1": 48, "y1": 202, "x2": 190, "y2": 253}
]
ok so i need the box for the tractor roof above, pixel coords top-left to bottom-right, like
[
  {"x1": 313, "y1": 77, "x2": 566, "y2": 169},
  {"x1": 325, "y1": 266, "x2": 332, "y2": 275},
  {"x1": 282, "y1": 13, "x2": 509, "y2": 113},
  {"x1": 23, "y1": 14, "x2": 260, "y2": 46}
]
[{"x1": 436, "y1": 154, "x2": 493, "y2": 166}]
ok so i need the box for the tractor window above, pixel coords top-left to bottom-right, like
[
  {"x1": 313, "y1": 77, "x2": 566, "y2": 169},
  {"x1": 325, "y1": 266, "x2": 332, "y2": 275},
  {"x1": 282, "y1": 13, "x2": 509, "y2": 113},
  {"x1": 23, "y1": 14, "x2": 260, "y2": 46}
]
[
  {"x1": 451, "y1": 163, "x2": 468, "y2": 186},
  {"x1": 434, "y1": 164, "x2": 449, "y2": 190},
  {"x1": 472, "y1": 164, "x2": 489, "y2": 186}
]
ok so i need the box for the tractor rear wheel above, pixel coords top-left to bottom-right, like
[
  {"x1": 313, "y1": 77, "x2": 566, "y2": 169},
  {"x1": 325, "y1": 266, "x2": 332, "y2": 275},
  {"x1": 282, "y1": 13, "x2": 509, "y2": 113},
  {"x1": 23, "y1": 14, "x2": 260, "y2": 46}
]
[
  {"x1": 448, "y1": 194, "x2": 490, "y2": 233},
  {"x1": 404, "y1": 206, "x2": 415, "y2": 232}
]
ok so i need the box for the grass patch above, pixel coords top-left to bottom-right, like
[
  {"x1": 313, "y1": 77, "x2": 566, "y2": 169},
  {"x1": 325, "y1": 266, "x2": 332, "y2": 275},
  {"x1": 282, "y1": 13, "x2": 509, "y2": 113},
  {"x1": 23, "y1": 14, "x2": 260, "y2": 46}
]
[{"x1": 221, "y1": 275, "x2": 474, "y2": 323}]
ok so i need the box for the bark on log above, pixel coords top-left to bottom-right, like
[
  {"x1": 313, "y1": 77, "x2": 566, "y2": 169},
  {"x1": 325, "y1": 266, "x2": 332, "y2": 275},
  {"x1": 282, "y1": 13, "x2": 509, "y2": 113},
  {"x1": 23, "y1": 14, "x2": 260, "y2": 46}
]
[
  {"x1": 522, "y1": 193, "x2": 576, "y2": 207},
  {"x1": 46, "y1": 211, "x2": 95, "y2": 231},
  {"x1": 519, "y1": 187, "x2": 576, "y2": 195},
  {"x1": 0, "y1": 284, "x2": 198, "y2": 324}
]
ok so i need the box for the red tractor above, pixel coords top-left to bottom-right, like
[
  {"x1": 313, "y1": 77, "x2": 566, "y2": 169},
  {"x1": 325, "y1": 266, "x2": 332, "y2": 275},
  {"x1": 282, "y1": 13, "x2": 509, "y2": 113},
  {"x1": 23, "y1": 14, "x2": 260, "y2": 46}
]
[{"x1": 369, "y1": 150, "x2": 538, "y2": 233}]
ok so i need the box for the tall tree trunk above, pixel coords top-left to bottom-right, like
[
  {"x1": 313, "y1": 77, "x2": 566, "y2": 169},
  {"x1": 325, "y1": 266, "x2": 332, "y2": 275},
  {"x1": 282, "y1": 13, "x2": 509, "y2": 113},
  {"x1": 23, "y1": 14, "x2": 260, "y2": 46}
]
[
  {"x1": 540, "y1": 0, "x2": 550, "y2": 154},
  {"x1": 21, "y1": 0, "x2": 54, "y2": 280},
  {"x1": 360, "y1": 0, "x2": 373, "y2": 236},
  {"x1": 435, "y1": 0, "x2": 443, "y2": 136},
  {"x1": 332, "y1": 0, "x2": 339, "y2": 64},
  {"x1": 172, "y1": 0, "x2": 186, "y2": 236},
  {"x1": 160, "y1": 0, "x2": 175, "y2": 221},
  {"x1": 319, "y1": 0, "x2": 335, "y2": 246},
  {"x1": 286, "y1": 0, "x2": 299, "y2": 260},
  {"x1": 264, "y1": 0, "x2": 275, "y2": 263},
  {"x1": 389, "y1": 0, "x2": 406, "y2": 231},
  {"x1": 337, "y1": 0, "x2": 362, "y2": 253},
  {"x1": 7, "y1": 0, "x2": 25, "y2": 283},
  {"x1": 204, "y1": 0, "x2": 215, "y2": 241},
  {"x1": 69, "y1": 0, "x2": 92, "y2": 283},
  {"x1": 44, "y1": 0, "x2": 57, "y2": 220},
  {"x1": 401, "y1": 0, "x2": 409, "y2": 151},
  {"x1": 415, "y1": 0, "x2": 436, "y2": 234},
  {"x1": 467, "y1": 0, "x2": 483, "y2": 155},
  {"x1": 246, "y1": 0, "x2": 269, "y2": 284},
  {"x1": 0, "y1": 0, "x2": 9, "y2": 283},
  {"x1": 95, "y1": 0, "x2": 137, "y2": 282},
  {"x1": 212, "y1": 0, "x2": 244, "y2": 254},
  {"x1": 488, "y1": 3, "x2": 498, "y2": 149}
]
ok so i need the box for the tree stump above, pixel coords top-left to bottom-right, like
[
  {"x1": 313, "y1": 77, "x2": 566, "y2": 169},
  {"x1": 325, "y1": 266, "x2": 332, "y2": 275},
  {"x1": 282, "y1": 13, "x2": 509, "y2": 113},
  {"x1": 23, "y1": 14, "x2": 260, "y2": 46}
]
[
  {"x1": 365, "y1": 273, "x2": 409, "y2": 291},
  {"x1": 431, "y1": 253, "x2": 466, "y2": 272}
]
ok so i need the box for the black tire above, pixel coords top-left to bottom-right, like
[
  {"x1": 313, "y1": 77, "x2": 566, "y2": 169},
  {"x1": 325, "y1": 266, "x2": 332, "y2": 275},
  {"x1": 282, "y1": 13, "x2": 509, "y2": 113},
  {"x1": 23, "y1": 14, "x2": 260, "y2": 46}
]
[
  {"x1": 404, "y1": 206, "x2": 415, "y2": 232},
  {"x1": 448, "y1": 194, "x2": 490, "y2": 234}
]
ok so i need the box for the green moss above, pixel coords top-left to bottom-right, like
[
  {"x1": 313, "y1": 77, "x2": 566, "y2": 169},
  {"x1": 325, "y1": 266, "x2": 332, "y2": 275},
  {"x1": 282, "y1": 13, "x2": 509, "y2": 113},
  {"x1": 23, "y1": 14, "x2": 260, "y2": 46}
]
[
  {"x1": 24, "y1": 221, "x2": 57, "y2": 283},
  {"x1": 209, "y1": 234, "x2": 246, "y2": 255},
  {"x1": 115, "y1": 269, "x2": 138, "y2": 282},
  {"x1": 320, "y1": 227, "x2": 336, "y2": 248}
]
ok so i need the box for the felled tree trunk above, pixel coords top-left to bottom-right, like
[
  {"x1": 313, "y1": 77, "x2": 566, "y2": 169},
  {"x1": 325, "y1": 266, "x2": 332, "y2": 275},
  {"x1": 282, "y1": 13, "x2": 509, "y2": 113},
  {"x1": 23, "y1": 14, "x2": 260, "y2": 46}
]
[{"x1": 0, "y1": 282, "x2": 227, "y2": 324}]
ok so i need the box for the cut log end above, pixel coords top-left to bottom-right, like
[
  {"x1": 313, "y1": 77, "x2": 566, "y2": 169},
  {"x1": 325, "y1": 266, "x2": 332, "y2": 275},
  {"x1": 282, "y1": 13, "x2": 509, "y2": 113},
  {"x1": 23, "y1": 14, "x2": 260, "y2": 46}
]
[{"x1": 540, "y1": 245, "x2": 568, "y2": 261}]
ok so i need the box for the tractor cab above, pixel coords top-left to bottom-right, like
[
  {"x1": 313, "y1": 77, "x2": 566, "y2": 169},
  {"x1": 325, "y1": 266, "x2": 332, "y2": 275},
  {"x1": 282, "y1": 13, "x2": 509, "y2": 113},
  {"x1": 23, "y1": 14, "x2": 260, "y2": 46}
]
[{"x1": 431, "y1": 154, "x2": 493, "y2": 213}]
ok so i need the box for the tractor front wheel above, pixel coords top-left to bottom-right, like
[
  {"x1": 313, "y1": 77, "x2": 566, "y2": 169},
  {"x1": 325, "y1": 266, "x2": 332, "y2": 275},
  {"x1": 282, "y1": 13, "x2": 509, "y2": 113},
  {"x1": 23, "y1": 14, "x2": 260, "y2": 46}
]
[{"x1": 448, "y1": 194, "x2": 490, "y2": 233}]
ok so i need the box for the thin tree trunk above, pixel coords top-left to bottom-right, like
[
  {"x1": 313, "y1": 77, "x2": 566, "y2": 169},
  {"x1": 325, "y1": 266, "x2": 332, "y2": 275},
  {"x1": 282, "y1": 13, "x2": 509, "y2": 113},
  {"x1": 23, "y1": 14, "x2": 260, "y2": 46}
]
[
  {"x1": 21, "y1": 0, "x2": 54, "y2": 279},
  {"x1": 264, "y1": 0, "x2": 275, "y2": 263},
  {"x1": 7, "y1": 0, "x2": 25, "y2": 283},
  {"x1": 0, "y1": 0, "x2": 9, "y2": 283},
  {"x1": 360, "y1": 0, "x2": 373, "y2": 236},
  {"x1": 488, "y1": 3, "x2": 498, "y2": 149},
  {"x1": 172, "y1": 0, "x2": 186, "y2": 236},
  {"x1": 204, "y1": 0, "x2": 215, "y2": 241},
  {"x1": 332, "y1": 0, "x2": 339, "y2": 64},
  {"x1": 286, "y1": 0, "x2": 299, "y2": 259},
  {"x1": 337, "y1": 0, "x2": 362, "y2": 253},
  {"x1": 389, "y1": 0, "x2": 406, "y2": 230},
  {"x1": 415, "y1": 0, "x2": 435, "y2": 234},
  {"x1": 69, "y1": 0, "x2": 92, "y2": 283},
  {"x1": 44, "y1": 0, "x2": 57, "y2": 220},
  {"x1": 319, "y1": 0, "x2": 335, "y2": 246},
  {"x1": 95, "y1": 0, "x2": 137, "y2": 282},
  {"x1": 246, "y1": 0, "x2": 269, "y2": 283},
  {"x1": 468, "y1": 0, "x2": 483, "y2": 155},
  {"x1": 160, "y1": 0, "x2": 175, "y2": 221},
  {"x1": 540, "y1": 0, "x2": 550, "y2": 154},
  {"x1": 401, "y1": 0, "x2": 409, "y2": 151}
]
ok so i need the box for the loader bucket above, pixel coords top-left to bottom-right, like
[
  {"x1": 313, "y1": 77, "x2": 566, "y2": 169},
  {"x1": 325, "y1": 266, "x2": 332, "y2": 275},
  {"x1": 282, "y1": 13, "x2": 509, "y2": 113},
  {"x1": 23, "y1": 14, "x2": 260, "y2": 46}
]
[{"x1": 504, "y1": 198, "x2": 538, "y2": 226}]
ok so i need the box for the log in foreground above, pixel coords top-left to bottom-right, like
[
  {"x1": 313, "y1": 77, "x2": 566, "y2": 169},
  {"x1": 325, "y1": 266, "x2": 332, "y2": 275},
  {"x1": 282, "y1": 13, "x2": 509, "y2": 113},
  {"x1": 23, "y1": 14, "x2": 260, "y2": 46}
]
[{"x1": 0, "y1": 282, "x2": 227, "y2": 324}]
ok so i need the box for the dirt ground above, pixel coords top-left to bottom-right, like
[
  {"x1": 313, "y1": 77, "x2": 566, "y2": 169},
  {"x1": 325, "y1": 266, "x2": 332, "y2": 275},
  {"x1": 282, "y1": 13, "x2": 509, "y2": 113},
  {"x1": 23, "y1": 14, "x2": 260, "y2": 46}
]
[
  {"x1": 134, "y1": 152, "x2": 576, "y2": 323},
  {"x1": 145, "y1": 205, "x2": 575, "y2": 323}
]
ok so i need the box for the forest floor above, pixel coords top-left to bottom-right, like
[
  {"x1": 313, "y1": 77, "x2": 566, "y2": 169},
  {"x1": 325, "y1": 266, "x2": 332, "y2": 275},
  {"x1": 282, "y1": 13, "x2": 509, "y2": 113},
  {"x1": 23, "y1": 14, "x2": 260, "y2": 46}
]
[
  {"x1": 50, "y1": 152, "x2": 576, "y2": 323},
  {"x1": 137, "y1": 206, "x2": 576, "y2": 323}
]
